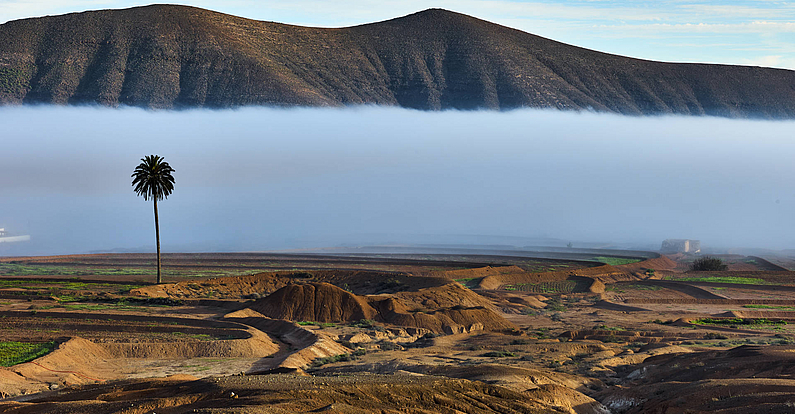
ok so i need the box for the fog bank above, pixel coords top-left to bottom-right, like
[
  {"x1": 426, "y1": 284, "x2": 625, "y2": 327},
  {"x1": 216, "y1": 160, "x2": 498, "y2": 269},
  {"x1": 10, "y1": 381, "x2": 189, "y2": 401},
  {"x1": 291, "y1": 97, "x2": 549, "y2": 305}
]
[{"x1": 2, "y1": 105, "x2": 794, "y2": 256}]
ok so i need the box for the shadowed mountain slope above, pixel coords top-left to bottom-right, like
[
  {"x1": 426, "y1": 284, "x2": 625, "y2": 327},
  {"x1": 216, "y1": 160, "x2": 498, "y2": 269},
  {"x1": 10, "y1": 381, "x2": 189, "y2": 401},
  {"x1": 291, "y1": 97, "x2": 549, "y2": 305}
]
[{"x1": 1, "y1": 5, "x2": 795, "y2": 117}]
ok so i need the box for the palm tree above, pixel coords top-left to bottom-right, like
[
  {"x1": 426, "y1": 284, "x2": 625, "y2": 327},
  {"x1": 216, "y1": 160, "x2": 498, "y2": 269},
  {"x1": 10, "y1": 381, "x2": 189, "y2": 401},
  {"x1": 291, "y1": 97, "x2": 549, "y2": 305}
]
[{"x1": 132, "y1": 155, "x2": 175, "y2": 284}]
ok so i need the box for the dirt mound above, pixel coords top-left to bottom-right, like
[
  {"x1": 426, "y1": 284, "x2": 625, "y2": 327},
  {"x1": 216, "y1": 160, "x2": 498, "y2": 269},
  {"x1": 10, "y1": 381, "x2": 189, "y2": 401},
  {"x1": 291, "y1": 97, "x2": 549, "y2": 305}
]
[
  {"x1": 225, "y1": 310, "x2": 351, "y2": 370},
  {"x1": 587, "y1": 278, "x2": 606, "y2": 293},
  {"x1": 597, "y1": 345, "x2": 795, "y2": 413},
  {"x1": 131, "y1": 271, "x2": 296, "y2": 299},
  {"x1": 246, "y1": 282, "x2": 514, "y2": 334},
  {"x1": 131, "y1": 269, "x2": 455, "y2": 299},
  {"x1": 0, "y1": 373, "x2": 608, "y2": 414},
  {"x1": 592, "y1": 300, "x2": 650, "y2": 312},
  {"x1": 526, "y1": 384, "x2": 608, "y2": 414},
  {"x1": 321, "y1": 361, "x2": 601, "y2": 392},
  {"x1": 369, "y1": 283, "x2": 516, "y2": 333},
  {"x1": 310, "y1": 362, "x2": 609, "y2": 414},
  {"x1": 475, "y1": 256, "x2": 677, "y2": 290},
  {"x1": 249, "y1": 282, "x2": 377, "y2": 323},
  {"x1": 1, "y1": 337, "x2": 121, "y2": 397},
  {"x1": 723, "y1": 310, "x2": 795, "y2": 319},
  {"x1": 375, "y1": 297, "x2": 514, "y2": 333},
  {"x1": 478, "y1": 264, "x2": 633, "y2": 290},
  {"x1": 392, "y1": 282, "x2": 496, "y2": 310},
  {"x1": 311, "y1": 270, "x2": 451, "y2": 294},
  {"x1": 98, "y1": 323, "x2": 279, "y2": 358}
]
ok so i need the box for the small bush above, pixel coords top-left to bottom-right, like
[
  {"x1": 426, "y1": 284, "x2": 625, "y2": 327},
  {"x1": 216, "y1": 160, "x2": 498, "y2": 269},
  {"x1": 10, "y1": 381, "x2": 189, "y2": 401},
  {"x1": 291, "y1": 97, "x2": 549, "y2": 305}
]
[
  {"x1": 379, "y1": 341, "x2": 402, "y2": 351},
  {"x1": 352, "y1": 319, "x2": 376, "y2": 329},
  {"x1": 691, "y1": 257, "x2": 728, "y2": 271},
  {"x1": 311, "y1": 348, "x2": 366, "y2": 367},
  {"x1": 545, "y1": 300, "x2": 567, "y2": 312}
]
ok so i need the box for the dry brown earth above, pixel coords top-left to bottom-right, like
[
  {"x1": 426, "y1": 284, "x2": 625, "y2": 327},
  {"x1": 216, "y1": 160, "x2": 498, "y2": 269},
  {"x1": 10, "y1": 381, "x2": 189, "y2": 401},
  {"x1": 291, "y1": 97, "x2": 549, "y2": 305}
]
[{"x1": 3, "y1": 252, "x2": 795, "y2": 412}]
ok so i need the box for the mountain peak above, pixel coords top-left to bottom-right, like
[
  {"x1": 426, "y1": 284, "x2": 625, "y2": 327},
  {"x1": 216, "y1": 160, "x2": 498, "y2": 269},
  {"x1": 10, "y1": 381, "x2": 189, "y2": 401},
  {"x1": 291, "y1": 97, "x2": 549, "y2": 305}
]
[{"x1": 0, "y1": 5, "x2": 794, "y2": 117}]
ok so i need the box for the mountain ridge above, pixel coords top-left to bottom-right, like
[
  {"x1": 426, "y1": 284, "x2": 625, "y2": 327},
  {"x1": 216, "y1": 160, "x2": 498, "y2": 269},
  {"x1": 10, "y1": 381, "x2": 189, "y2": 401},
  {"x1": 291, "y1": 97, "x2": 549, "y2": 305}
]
[{"x1": 1, "y1": 4, "x2": 794, "y2": 117}]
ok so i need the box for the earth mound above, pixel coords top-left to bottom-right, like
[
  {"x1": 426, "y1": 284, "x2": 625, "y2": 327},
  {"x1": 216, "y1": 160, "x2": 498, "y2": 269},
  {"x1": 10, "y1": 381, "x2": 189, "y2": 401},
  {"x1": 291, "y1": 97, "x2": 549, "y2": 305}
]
[
  {"x1": 0, "y1": 337, "x2": 121, "y2": 397},
  {"x1": 225, "y1": 309, "x2": 351, "y2": 370},
  {"x1": 597, "y1": 344, "x2": 795, "y2": 413},
  {"x1": 131, "y1": 271, "x2": 296, "y2": 299},
  {"x1": 0, "y1": 374, "x2": 603, "y2": 413},
  {"x1": 248, "y1": 282, "x2": 377, "y2": 323},
  {"x1": 248, "y1": 282, "x2": 515, "y2": 333},
  {"x1": 392, "y1": 282, "x2": 497, "y2": 310}
]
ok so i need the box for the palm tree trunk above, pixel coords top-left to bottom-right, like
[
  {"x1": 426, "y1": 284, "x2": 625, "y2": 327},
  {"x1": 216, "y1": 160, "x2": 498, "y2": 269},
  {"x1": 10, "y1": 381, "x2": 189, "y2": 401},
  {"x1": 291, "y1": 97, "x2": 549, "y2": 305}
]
[{"x1": 154, "y1": 198, "x2": 161, "y2": 284}]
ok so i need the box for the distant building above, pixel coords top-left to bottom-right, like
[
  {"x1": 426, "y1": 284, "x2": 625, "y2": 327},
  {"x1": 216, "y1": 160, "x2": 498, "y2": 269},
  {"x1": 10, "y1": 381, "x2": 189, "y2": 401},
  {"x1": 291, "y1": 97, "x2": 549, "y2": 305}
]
[
  {"x1": 0, "y1": 228, "x2": 30, "y2": 244},
  {"x1": 661, "y1": 239, "x2": 701, "y2": 254}
]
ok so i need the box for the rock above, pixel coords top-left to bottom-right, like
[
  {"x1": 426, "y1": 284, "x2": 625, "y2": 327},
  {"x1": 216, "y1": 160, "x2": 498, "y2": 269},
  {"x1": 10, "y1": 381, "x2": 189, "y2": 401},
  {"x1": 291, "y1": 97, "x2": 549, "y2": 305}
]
[
  {"x1": 405, "y1": 327, "x2": 431, "y2": 337},
  {"x1": 388, "y1": 328, "x2": 409, "y2": 337},
  {"x1": 345, "y1": 333, "x2": 372, "y2": 344},
  {"x1": 443, "y1": 325, "x2": 466, "y2": 335},
  {"x1": 368, "y1": 330, "x2": 390, "y2": 340},
  {"x1": 468, "y1": 323, "x2": 484, "y2": 332}
]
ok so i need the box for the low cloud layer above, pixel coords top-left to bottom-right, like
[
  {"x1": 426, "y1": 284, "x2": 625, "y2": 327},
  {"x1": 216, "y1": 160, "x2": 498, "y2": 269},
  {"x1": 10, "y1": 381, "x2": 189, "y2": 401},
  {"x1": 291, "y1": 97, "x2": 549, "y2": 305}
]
[{"x1": 2, "y1": 105, "x2": 794, "y2": 255}]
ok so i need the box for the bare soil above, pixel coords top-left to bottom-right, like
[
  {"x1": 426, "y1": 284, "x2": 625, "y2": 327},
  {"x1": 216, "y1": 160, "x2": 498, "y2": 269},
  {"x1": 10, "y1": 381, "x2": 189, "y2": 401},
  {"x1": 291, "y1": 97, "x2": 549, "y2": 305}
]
[{"x1": 1, "y1": 252, "x2": 795, "y2": 412}]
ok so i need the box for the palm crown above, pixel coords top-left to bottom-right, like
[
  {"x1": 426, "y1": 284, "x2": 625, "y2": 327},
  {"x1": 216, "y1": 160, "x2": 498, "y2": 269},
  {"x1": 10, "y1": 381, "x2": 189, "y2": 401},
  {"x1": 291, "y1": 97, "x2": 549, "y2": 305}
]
[{"x1": 132, "y1": 155, "x2": 175, "y2": 201}]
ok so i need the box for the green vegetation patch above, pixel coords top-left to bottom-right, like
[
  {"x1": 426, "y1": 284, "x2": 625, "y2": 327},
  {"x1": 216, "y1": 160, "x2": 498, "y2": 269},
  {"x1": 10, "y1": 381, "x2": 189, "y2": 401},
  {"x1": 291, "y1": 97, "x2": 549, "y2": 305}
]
[
  {"x1": 0, "y1": 263, "x2": 270, "y2": 280},
  {"x1": 591, "y1": 257, "x2": 641, "y2": 266},
  {"x1": 311, "y1": 348, "x2": 366, "y2": 367},
  {"x1": 595, "y1": 325, "x2": 626, "y2": 331},
  {"x1": 675, "y1": 276, "x2": 768, "y2": 285},
  {"x1": 0, "y1": 341, "x2": 56, "y2": 367},
  {"x1": 693, "y1": 318, "x2": 787, "y2": 328},
  {"x1": 606, "y1": 284, "x2": 662, "y2": 292},
  {"x1": 454, "y1": 278, "x2": 482, "y2": 289},
  {"x1": 0, "y1": 264, "x2": 152, "y2": 277}
]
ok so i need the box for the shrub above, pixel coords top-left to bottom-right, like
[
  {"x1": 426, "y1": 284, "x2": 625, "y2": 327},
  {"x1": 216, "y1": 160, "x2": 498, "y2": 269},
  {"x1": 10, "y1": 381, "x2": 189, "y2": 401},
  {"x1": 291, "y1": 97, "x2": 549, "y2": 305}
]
[
  {"x1": 311, "y1": 348, "x2": 366, "y2": 367},
  {"x1": 691, "y1": 256, "x2": 728, "y2": 271},
  {"x1": 379, "y1": 341, "x2": 402, "y2": 351},
  {"x1": 352, "y1": 319, "x2": 376, "y2": 328}
]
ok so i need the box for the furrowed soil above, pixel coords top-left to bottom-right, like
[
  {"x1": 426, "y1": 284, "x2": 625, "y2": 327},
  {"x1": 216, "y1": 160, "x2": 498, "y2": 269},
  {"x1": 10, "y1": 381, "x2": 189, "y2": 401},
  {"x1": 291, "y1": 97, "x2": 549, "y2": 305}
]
[{"x1": 2, "y1": 252, "x2": 795, "y2": 412}]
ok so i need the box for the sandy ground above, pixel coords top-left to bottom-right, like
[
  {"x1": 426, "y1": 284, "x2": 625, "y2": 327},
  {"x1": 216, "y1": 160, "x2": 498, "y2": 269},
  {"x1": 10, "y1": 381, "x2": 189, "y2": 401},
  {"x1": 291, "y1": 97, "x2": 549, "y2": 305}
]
[{"x1": 1, "y1": 252, "x2": 795, "y2": 412}]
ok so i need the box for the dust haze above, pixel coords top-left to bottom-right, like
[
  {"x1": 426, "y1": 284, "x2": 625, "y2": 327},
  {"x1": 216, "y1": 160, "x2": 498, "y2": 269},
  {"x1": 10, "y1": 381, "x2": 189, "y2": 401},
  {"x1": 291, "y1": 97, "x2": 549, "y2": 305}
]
[{"x1": 1, "y1": 105, "x2": 794, "y2": 256}]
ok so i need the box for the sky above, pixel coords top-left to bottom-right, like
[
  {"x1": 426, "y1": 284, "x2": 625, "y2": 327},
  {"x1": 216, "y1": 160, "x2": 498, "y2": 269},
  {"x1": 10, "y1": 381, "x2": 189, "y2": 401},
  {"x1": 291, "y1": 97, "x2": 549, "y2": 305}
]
[{"x1": 1, "y1": 0, "x2": 795, "y2": 69}]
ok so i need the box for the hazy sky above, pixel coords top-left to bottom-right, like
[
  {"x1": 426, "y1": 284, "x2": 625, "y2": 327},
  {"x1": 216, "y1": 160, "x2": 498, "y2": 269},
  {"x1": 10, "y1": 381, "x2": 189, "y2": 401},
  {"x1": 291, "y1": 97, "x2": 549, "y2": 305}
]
[
  {"x1": 1, "y1": 1, "x2": 794, "y2": 69},
  {"x1": 2, "y1": 106, "x2": 795, "y2": 256}
]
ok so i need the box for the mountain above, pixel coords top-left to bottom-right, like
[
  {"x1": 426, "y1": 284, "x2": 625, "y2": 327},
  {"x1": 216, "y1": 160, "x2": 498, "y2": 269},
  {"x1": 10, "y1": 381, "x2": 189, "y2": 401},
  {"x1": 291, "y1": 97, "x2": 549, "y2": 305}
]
[{"x1": 1, "y1": 5, "x2": 794, "y2": 117}]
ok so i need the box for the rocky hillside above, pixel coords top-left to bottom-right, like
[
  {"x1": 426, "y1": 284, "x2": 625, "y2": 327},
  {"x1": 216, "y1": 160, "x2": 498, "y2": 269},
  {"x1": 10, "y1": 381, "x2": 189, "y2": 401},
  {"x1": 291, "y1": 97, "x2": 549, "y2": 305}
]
[{"x1": 1, "y1": 5, "x2": 794, "y2": 117}]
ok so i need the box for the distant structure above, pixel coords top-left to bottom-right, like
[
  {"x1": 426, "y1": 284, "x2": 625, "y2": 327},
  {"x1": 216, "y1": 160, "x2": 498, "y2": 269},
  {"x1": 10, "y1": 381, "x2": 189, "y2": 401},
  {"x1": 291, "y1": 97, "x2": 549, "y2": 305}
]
[
  {"x1": 661, "y1": 239, "x2": 701, "y2": 254},
  {"x1": 0, "y1": 228, "x2": 31, "y2": 243}
]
